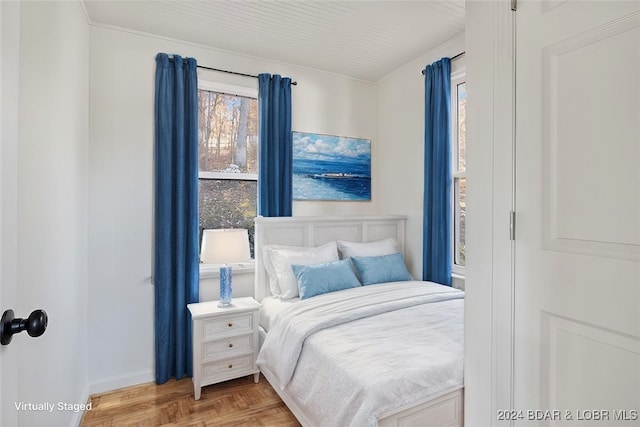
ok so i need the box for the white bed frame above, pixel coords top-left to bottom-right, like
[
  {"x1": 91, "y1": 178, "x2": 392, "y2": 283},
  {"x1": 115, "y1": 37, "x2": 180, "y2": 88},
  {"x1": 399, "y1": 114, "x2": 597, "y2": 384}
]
[{"x1": 254, "y1": 216, "x2": 463, "y2": 427}]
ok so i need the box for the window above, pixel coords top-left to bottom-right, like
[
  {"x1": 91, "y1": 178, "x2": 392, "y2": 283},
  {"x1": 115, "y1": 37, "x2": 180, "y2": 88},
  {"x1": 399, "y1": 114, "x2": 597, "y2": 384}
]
[
  {"x1": 452, "y1": 72, "x2": 466, "y2": 274},
  {"x1": 198, "y1": 82, "x2": 259, "y2": 260}
]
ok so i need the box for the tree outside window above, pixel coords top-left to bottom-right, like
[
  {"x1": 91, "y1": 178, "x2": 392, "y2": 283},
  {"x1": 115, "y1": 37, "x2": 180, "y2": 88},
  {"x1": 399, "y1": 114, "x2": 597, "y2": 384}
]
[{"x1": 198, "y1": 87, "x2": 258, "y2": 258}]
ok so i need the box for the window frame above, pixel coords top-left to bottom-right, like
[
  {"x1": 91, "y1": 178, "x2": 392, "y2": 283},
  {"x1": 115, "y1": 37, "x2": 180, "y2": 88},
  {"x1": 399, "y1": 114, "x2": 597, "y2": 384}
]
[
  {"x1": 197, "y1": 80, "x2": 259, "y2": 277},
  {"x1": 451, "y1": 68, "x2": 466, "y2": 277}
]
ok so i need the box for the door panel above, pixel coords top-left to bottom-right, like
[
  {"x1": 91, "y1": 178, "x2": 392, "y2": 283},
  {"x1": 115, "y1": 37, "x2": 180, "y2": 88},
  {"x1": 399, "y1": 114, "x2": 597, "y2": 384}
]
[
  {"x1": 1, "y1": 1, "x2": 21, "y2": 425},
  {"x1": 515, "y1": 1, "x2": 640, "y2": 424}
]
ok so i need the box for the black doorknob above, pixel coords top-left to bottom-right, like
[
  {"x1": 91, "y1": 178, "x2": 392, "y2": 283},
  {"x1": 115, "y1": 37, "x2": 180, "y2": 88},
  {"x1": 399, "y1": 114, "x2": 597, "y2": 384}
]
[{"x1": 0, "y1": 309, "x2": 48, "y2": 345}]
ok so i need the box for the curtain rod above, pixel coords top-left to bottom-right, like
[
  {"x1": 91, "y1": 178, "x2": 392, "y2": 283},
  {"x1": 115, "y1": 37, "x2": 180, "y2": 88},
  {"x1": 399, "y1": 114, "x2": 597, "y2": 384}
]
[
  {"x1": 421, "y1": 52, "x2": 465, "y2": 75},
  {"x1": 198, "y1": 64, "x2": 298, "y2": 85},
  {"x1": 168, "y1": 57, "x2": 297, "y2": 85}
]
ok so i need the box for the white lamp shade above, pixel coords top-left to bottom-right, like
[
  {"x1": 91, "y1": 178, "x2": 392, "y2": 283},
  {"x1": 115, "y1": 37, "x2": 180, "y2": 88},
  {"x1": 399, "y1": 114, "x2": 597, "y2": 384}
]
[{"x1": 200, "y1": 229, "x2": 251, "y2": 264}]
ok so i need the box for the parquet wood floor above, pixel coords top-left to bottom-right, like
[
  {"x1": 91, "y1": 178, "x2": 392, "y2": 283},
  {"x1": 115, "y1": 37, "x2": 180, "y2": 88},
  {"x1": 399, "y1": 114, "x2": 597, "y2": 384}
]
[{"x1": 80, "y1": 374, "x2": 301, "y2": 427}]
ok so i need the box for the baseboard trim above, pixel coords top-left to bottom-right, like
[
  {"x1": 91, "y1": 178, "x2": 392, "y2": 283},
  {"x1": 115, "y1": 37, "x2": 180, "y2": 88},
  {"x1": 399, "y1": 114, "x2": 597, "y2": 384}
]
[
  {"x1": 89, "y1": 370, "x2": 155, "y2": 395},
  {"x1": 72, "y1": 383, "x2": 90, "y2": 427}
]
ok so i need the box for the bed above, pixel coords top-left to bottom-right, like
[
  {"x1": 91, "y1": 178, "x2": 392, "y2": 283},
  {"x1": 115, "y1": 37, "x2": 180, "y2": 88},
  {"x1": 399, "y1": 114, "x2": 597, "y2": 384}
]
[{"x1": 254, "y1": 216, "x2": 464, "y2": 427}]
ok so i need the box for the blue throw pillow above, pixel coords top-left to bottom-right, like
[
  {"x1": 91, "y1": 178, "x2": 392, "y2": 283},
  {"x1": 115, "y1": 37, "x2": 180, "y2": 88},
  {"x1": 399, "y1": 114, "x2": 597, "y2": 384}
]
[
  {"x1": 351, "y1": 252, "x2": 412, "y2": 285},
  {"x1": 291, "y1": 258, "x2": 362, "y2": 299}
]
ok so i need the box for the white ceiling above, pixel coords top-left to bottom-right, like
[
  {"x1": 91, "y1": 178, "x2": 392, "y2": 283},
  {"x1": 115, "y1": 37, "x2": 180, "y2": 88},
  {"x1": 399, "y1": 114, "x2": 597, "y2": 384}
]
[{"x1": 82, "y1": 0, "x2": 465, "y2": 82}]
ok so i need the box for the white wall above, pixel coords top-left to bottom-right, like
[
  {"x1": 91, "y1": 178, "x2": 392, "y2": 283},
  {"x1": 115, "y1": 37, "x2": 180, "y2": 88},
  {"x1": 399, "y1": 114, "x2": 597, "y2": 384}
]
[
  {"x1": 375, "y1": 33, "x2": 465, "y2": 279},
  {"x1": 87, "y1": 26, "x2": 380, "y2": 392},
  {"x1": 1, "y1": 2, "x2": 89, "y2": 426}
]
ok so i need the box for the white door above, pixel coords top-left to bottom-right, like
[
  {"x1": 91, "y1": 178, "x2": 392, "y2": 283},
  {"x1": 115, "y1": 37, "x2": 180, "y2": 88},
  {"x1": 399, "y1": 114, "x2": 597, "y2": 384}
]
[
  {"x1": 0, "y1": 1, "x2": 20, "y2": 425},
  {"x1": 515, "y1": 0, "x2": 640, "y2": 424},
  {"x1": 0, "y1": 2, "x2": 3, "y2": 421}
]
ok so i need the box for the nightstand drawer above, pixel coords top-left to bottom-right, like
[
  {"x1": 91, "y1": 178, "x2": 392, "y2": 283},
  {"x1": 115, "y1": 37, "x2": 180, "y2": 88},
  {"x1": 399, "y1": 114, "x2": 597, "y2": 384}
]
[
  {"x1": 202, "y1": 313, "x2": 253, "y2": 339},
  {"x1": 202, "y1": 333, "x2": 253, "y2": 361},
  {"x1": 201, "y1": 354, "x2": 253, "y2": 382}
]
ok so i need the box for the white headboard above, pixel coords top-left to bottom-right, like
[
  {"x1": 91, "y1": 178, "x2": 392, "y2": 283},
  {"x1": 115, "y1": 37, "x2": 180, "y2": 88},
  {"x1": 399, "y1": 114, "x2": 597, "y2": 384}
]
[{"x1": 254, "y1": 215, "x2": 407, "y2": 301}]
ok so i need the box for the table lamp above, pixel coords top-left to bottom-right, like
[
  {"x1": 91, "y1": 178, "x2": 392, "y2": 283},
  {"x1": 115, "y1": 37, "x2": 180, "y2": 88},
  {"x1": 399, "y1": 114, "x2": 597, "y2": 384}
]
[{"x1": 200, "y1": 228, "x2": 251, "y2": 307}]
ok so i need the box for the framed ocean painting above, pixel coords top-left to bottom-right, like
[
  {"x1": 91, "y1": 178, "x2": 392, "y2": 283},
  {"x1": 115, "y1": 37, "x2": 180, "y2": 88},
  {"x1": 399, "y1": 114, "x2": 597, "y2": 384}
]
[{"x1": 292, "y1": 131, "x2": 371, "y2": 201}]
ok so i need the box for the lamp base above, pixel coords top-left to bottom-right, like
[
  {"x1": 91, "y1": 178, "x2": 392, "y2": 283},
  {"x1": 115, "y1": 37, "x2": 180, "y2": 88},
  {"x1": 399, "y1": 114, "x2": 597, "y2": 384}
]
[{"x1": 219, "y1": 264, "x2": 233, "y2": 308}]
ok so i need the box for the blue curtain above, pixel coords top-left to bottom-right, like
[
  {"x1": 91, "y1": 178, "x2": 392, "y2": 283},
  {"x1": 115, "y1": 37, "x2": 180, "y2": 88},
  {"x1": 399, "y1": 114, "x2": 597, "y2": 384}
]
[
  {"x1": 258, "y1": 73, "x2": 293, "y2": 217},
  {"x1": 154, "y1": 53, "x2": 200, "y2": 383},
  {"x1": 423, "y1": 58, "x2": 452, "y2": 286}
]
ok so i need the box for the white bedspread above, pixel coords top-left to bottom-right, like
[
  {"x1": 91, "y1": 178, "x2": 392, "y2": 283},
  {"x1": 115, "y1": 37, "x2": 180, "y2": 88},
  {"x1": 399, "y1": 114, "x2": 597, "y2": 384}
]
[
  {"x1": 256, "y1": 281, "x2": 464, "y2": 427},
  {"x1": 259, "y1": 296, "x2": 300, "y2": 332}
]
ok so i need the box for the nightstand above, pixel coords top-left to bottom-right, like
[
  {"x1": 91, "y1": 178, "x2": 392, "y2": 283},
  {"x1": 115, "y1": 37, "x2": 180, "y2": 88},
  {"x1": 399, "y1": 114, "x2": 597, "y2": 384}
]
[{"x1": 187, "y1": 297, "x2": 261, "y2": 400}]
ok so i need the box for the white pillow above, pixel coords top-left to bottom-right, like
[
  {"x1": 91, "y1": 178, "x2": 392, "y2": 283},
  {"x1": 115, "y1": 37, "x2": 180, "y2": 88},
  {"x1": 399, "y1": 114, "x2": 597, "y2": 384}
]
[
  {"x1": 337, "y1": 237, "x2": 399, "y2": 259},
  {"x1": 264, "y1": 241, "x2": 339, "y2": 299},
  {"x1": 262, "y1": 245, "x2": 285, "y2": 296},
  {"x1": 263, "y1": 243, "x2": 320, "y2": 296}
]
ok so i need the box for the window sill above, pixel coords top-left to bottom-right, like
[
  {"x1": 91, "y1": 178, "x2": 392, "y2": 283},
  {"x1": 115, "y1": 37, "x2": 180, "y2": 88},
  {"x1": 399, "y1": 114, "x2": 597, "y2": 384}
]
[
  {"x1": 199, "y1": 262, "x2": 255, "y2": 279},
  {"x1": 451, "y1": 272, "x2": 465, "y2": 291}
]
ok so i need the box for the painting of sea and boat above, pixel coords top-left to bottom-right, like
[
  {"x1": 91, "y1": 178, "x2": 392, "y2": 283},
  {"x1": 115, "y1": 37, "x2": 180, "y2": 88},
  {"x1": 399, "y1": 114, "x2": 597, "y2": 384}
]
[{"x1": 292, "y1": 131, "x2": 371, "y2": 201}]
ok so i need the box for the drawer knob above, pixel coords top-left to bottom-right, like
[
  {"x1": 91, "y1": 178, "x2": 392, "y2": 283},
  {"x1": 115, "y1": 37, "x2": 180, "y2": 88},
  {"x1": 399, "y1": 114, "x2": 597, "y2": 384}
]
[
  {"x1": 228, "y1": 343, "x2": 233, "y2": 348},
  {"x1": 228, "y1": 364, "x2": 233, "y2": 369},
  {"x1": 228, "y1": 322, "x2": 233, "y2": 327}
]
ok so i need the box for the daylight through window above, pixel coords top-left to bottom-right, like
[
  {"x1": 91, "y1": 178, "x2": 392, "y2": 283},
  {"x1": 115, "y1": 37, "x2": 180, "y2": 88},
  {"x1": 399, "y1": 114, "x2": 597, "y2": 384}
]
[
  {"x1": 452, "y1": 76, "x2": 466, "y2": 271},
  {"x1": 198, "y1": 86, "x2": 258, "y2": 258}
]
